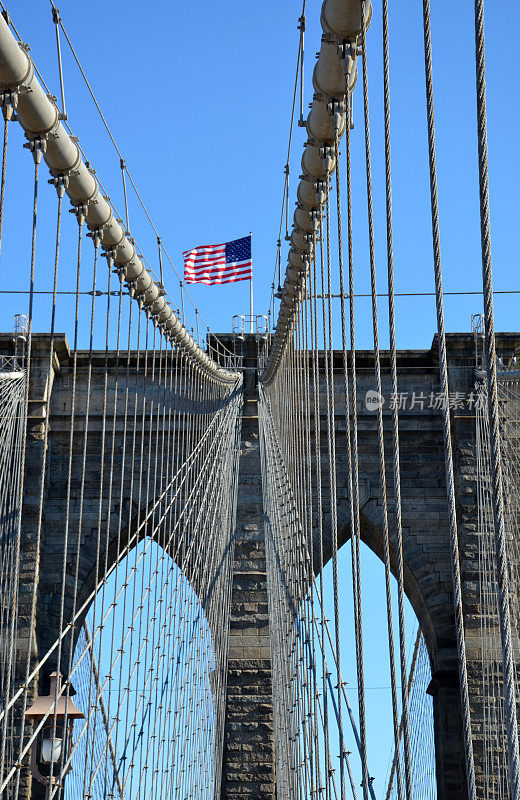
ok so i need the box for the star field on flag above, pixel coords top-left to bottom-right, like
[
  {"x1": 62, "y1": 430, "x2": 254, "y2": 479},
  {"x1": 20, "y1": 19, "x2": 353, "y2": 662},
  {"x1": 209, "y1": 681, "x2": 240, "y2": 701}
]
[{"x1": 183, "y1": 235, "x2": 252, "y2": 285}]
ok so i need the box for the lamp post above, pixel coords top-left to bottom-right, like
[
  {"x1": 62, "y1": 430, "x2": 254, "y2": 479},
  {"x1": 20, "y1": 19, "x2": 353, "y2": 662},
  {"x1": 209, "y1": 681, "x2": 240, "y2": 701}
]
[{"x1": 25, "y1": 672, "x2": 84, "y2": 787}]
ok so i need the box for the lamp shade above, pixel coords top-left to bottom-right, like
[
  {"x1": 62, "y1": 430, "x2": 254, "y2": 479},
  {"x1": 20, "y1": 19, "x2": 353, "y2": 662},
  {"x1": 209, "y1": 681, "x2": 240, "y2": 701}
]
[
  {"x1": 41, "y1": 737, "x2": 62, "y2": 764},
  {"x1": 25, "y1": 672, "x2": 85, "y2": 722}
]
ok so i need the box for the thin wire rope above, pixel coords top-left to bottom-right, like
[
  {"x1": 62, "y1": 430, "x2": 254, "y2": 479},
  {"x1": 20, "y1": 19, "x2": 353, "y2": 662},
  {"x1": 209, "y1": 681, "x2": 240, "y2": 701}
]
[
  {"x1": 472, "y1": 0, "x2": 520, "y2": 795},
  {"x1": 1, "y1": 3, "x2": 237, "y2": 365},
  {"x1": 0, "y1": 385, "x2": 239, "y2": 735},
  {"x1": 271, "y1": 0, "x2": 307, "y2": 296},
  {"x1": 2, "y1": 287, "x2": 520, "y2": 298},
  {"x1": 359, "y1": 6, "x2": 404, "y2": 799},
  {"x1": 63, "y1": 386, "x2": 239, "y2": 765},
  {"x1": 385, "y1": 630, "x2": 422, "y2": 800},
  {"x1": 380, "y1": 1, "x2": 413, "y2": 796},
  {"x1": 421, "y1": 2, "x2": 477, "y2": 797},
  {"x1": 324, "y1": 173, "x2": 346, "y2": 800},
  {"x1": 9, "y1": 151, "x2": 40, "y2": 800},
  {"x1": 0, "y1": 19, "x2": 242, "y2": 798},
  {"x1": 44, "y1": 374, "x2": 240, "y2": 792},
  {"x1": 43, "y1": 3, "x2": 233, "y2": 358},
  {"x1": 344, "y1": 68, "x2": 370, "y2": 800},
  {"x1": 0, "y1": 354, "x2": 240, "y2": 792},
  {"x1": 0, "y1": 113, "x2": 9, "y2": 255},
  {"x1": 45, "y1": 209, "x2": 86, "y2": 793},
  {"x1": 333, "y1": 99, "x2": 372, "y2": 800}
]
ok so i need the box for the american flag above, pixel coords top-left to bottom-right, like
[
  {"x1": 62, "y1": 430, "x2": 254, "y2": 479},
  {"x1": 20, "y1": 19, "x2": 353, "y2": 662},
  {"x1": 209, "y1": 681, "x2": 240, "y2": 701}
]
[{"x1": 183, "y1": 235, "x2": 252, "y2": 285}]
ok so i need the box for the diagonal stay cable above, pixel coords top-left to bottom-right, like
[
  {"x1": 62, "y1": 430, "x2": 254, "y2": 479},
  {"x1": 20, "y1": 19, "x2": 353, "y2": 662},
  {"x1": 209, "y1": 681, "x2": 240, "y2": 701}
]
[{"x1": 0, "y1": 387, "x2": 239, "y2": 732}]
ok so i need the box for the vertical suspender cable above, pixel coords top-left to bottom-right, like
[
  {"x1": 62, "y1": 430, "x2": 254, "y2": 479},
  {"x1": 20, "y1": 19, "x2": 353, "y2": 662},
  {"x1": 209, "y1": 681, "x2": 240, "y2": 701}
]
[
  {"x1": 62, "y1": 233, "x2": 101, "y2": 796},
  {"x1": 421, "y1": 2, "x2": 477, "y2": 798},
  {"x1": 83, "y1": 621, "x2": 125, "y2": 800},
  {"x1": 333, "y1": 111, "x2": 358, "y2": 800},
  {"x1": 385, "y1": 630, "x2": 423, "y2": 800},
  {"x1": 359, "y1": 5, "x2": 404, "y2": 799},
  {"x1": 46, "y1": 209, "x2": 85, "y2": 792},
  {"x1": 0, "y1": 104, "x2": 9, "y2": 255},
  {"x1": 324, "y1": 171, "x2": 346, "y2": 800},
  {"x1": 380, "y1": 1, "x2": 413, "y2": 797},
  {"x1": 0, "y1": 148, "x2": 30, "y2": 788},
  {"x1": 473, "y1": 0, "x2": 520, "y2": 795},
  {"x1": 317, "y1": 207, "x2": 333, "y2": 800},
  {"x1": 11, "y1": 149, "x2": 40, "y2": 800},
  {"x1": 34, "y1": 184, "x2": 65, "y2": 792},
  {"x1": 344, "y1": 83, "x2": 370, "y2": 800}
]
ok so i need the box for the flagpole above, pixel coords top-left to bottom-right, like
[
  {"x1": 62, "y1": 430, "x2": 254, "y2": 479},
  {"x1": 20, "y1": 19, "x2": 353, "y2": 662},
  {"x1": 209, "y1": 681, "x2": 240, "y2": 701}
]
[{"x1": 249, "y1": 231, "x2": 253, "y2": 333}]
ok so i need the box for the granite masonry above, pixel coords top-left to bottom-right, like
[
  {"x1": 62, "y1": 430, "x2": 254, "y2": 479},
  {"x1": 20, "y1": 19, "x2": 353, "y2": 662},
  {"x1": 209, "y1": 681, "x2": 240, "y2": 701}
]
[{"x1": 7, "y1": 331, "x2": 520, "y2": 800}]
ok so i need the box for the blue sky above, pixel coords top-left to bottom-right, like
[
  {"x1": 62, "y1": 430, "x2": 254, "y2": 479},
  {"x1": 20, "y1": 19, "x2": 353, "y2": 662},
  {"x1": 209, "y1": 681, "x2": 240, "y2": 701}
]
[{"x1": 4, "y1": 0, "x2": 520, "y2": 350}]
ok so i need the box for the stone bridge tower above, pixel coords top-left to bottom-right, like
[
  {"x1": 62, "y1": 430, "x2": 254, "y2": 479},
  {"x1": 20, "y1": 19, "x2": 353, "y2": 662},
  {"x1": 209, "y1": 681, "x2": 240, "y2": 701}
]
[
  {"x1": 9, "y1": 330, "x2": 520, "y2": 800},
  {"x1": 218, "y1": 331, "x2": 520, "y2": 800}
]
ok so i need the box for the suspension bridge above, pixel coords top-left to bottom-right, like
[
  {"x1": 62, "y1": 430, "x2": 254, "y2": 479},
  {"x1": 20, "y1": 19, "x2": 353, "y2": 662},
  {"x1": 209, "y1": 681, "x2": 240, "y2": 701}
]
[{"x1": 0, "y1": 1, "x2": 518, "y2": 799}]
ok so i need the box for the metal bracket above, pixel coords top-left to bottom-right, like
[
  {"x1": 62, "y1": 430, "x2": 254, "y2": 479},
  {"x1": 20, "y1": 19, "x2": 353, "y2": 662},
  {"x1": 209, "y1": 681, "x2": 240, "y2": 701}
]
[
  {"x1": 86, "y1": 227, "x2": 103, "y2": 248},
  {"x1": 320, "y1": 144, "x2": 334, "y2": 173},
  {"x1": 103, "y1": 247, "x2": 117, "y2": 268},
  {"x1": 326, "y1": 98, "x2": 346, "y2": 134},
  {"x1": 23, "y1": 135, "x2": 47, "y2": 164},
  {"x1": 48, "y1": 173, "x2": 69, "y2": 198},
  {"x1": 125, "y1": 278, "x2": 137, "y2": 298},
  {"x1": 70, "y1": 202, "x2": 88, "y2": 225},
  {"x1": 114, "y1": 265, "x2": 126, "y2": 282},
  {"x1": 0, "y1": 88, "x2": 16, "y2": 120}
]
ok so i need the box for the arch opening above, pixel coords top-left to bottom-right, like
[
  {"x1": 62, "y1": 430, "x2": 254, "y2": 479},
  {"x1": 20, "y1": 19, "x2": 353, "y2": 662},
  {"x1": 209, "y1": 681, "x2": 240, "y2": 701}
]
[
  {"x1": 64, "y1": 536, "x2": 225, "y2": 800},
  {"x1": 313, "y1": 538, "x2": 436, "y2": 798}
]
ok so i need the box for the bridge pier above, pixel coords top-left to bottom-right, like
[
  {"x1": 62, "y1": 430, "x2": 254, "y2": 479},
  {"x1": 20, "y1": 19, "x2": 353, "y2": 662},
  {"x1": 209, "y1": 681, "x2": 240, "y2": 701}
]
[
  {"x1": 220, "y1": 335, "x2": 276, "y2": 799},
  {"x1": 6, "y1": 335, "x2": 62, "y2": 800}
]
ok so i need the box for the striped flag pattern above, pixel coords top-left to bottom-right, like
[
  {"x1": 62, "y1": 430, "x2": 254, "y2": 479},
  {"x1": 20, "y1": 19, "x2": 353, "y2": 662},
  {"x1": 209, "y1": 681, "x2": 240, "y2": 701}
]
[{"x1": 183, "y1": 235, "x2": 252, "y2": 285}]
